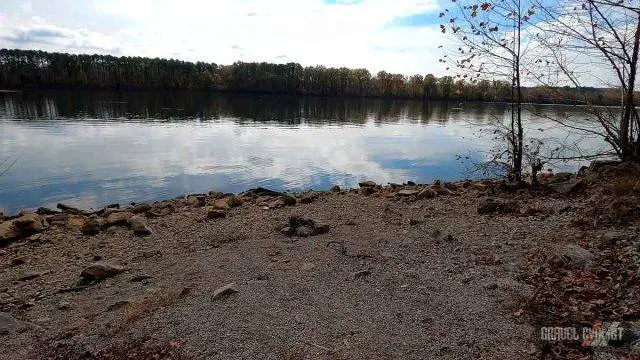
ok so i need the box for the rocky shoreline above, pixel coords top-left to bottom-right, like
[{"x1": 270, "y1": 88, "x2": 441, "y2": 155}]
[{"x1": 1, "y1": 160, "x2": 640, "y2": 359}]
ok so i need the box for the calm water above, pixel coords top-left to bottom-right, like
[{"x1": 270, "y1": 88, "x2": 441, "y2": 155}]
[{"x1": 0, "y1": 90, "x2": 605, "y2": 213}]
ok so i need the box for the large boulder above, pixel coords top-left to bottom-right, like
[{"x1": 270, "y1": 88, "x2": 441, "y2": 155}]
[{"x1": 396, "y1": 189, "x2": 420, "y2": 197}]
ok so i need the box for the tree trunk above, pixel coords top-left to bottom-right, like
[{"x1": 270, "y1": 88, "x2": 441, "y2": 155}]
[{"x1": 620, "y1": 13, "x2": 640, "y2": 161}]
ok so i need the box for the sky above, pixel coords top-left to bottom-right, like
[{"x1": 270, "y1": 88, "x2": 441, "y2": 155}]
[{"x1": 0, "y1": 0, "x2": 448, "y2": 76}]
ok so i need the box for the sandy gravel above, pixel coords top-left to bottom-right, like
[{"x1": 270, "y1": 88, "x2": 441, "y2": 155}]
[{"x1": 0, "y1": 184, "x2": 583, "y2": 359}]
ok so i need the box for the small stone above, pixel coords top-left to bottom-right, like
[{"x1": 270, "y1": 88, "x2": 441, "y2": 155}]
[
  {"x1": 57, "y1": 301, "x2": 71, "y2": 310},
  {"x1": 67, "y1": 215, "x2": 87, "y2": 230},
  {"x1": 127, "y1": 215, "x2": 153, "y2": 236},
  {"x1": 299, "y1": 194, "x2": 317, "y2": 204},
  {"x1": 417, "y1": 187, "x2": 438, "y2": 199},
  {"x1": 314, "y1": 223, "x2": 330, "y2": 234},
  {"x1": 104, "y1": 211, "x2": 134, "y2": 227},
  {"x1": 11, "y1": 256, "x2": 27, "y2": 266},
  {"x1": 212, "y1": 198, "x2": 231, "y2": 211},
  {"x1": 331, "y1": 185, "x2": 341, "y2": 192},
  {"x1": 477, "y1": 198, "x2": 519, "y2": 215},
  {"x1": 360, "y1": 187, "x2": 375, "y2": 196},
  {"x1": 105, "y1": 226, "x2": 117, "y2": 235},
  {"x1": 552, "y1": 244, "x2": 594, "y2": 268},
  {"x1": 80, "y1": 262, "x2": 125, "y2": 282},
  {"x1": 280, "y1": 226, "x2": 294, "y2": 236},
  {"x1": 17, "y1": 271, "x2": 45, "y2": 281},
  {"x1": 207, "y1": 209, "x2": 227, "y2": 219},
  {"x1": 27, "y1": 233, "x2": 42, "y2": 242},
  {"x1": 107, "y1": 300, "x2": 131, "y2": 311},
  {"x1": 548, "y1": 178, "x2": 585, "y2": 194},
  {"x1": 409, "y1": 219, "x2": 422, "y2": 226},
  {"x1": 359, "y1": 181, "x2": 376, "y2": 188},
  {"x1": 81, "y1": 217, "x2": 102, "y2": 235},
  {"x1": 352, "y1": 270, "x2": 371, "y2": 279},
  {"x1": 226, "y1": 196, "x2": 244, "y2": 208},
  {"x1": 212, "y1": 283, "x2": 238, "y2": 300},
  {"x1": 130, "y1": 274, "x2": 152, "y2": 282},
  {"x1": 132, "y1": 203, "x2": 152, "y2": 214},
  {"x1": 295, "y1": 225, "x2": 314, "y2": 237},
  {"x1": 396, "y1": 189, "x2": 420, "y2": 197},
  {"x1": 281, "y1": 195, "x2": 297, "y2": 206}
]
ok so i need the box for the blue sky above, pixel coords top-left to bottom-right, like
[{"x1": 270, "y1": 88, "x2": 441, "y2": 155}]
[{"x1": 0, "y1": 0, "x2": 447, "y2": 76}]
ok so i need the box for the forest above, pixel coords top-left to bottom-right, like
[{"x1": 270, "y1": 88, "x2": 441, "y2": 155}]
[{"x1": 0, "y1": 48, "x2": 624, "y2": 105}]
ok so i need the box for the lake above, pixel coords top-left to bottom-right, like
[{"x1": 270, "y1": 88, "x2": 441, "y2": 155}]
[{"x1": 0, "y1": 90, "x2": 606, "y2": 214}]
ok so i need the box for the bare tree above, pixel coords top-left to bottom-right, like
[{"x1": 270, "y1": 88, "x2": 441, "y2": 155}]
[
  {"x1": 533, "y1": 0, "x2": 640, "y2": 162},
  {"x1": 440, "y1": 0, "x2": 539, "y2": 182}
]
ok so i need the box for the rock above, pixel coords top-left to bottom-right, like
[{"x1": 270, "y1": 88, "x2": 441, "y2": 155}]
[
  {"x1": 36, "y1": 207, "x2": 58, "y2": 215},
  {"x1": 14, "y1": 213, "x2": 45, "y2": 233},
  {"x1": 132, "y1": 203, "x2": 152, "y2": 214},
  {"x1": 470, "y1": 183, "x2": 488, "y2": 191},
  {"x1": 548, "y1": 178, "x2": 585, "y2": 194},
  {"x1": 360, "y1": 187, "x2": 375, "y2": 196},
  {"x1": 212, "y1": 282, "x2": 238, "y2": 300},
  {"x1": 266, "y1": 198, "x2": 285, "y2": 209},
  {"x1": 331, "y1": 185, "x2": 341, "y2": 192},
  {"x1": 80, "y1": 262, "x2": 125, "y2": 282},
  {"x1": 431, "y1": 184, "x2": 456, "y2": 196},
  {"x1": 417, "y1": 187, "x2": 438, "y2": 199},
  {"x1": 0, "y1": 210, "x2": 3, "y2": 221},
  {"x1": 212, "y1": 198, "x2": 231, "y2": 211},
  {"x1": 588, "y1": 160, "x2": 621, "y2": 173},
  {"x1": 396, "y1": 189, "x2": 420, "y2": 197},
  {"x1": 186, "y1": 195, "x2": 206, "y2": 207},
  {"x1": 17, "y1": 271, "x2": 45, "y2": 282},
  {"x1": 299, "y1": 192, "x2": 319, "y2": 204},
  {"x1": 553, "y1": 244, "x2": 594, "y2": 268},
  {"x1": 281, "y1": 195, "x2": 297, "y2": 206},
  {"x1": 11, "y1": 256, "x2": 27, "y2": 266},
  {"x1": 545, "y1": 172, "x2": 574, "y2": 184},
  {"x1": 57, "y1": 301, "x2": 71, "y2": 310},
  {"x1": 0, "y1": 220, "x2": 20, "y2": 243},
  {"x1": 105, "y1": 226, "x2": 117, "y2": 235},
  {"x1": 67, "y1": 215, "x2": 87, "y2": 230},
  {"x1": 81, "y1": 217, "x2": 102, "y2": 235},
  {"x1": 27, "y1": 233, "x2": 42, "y2": 242},
  {"x1": 107, "y1": 300, "x2": 131, "y2": 311},
  {"x1": 601, "y1": 231, "x2": 626, "y2": 248},
  {"x1": 244, "y1": 187, "x2": 284, "y2": 197},
  {"x1": 0, "y1": 312, "x2": 20, "y2": 335},
  {"x1": 207, "y1": 209, "x2": 227, "y2": 219},
  {"x1": 359, "y1": 181, "x2": 376, "y2": 188},
  {"x1": 104, "y1": 211, "x2": 133, "y2": 227},
  {"x1": 127, "y1": 215, "x2": 152, "y2": 236},
  {"x1": 352, "y1": 269, "x2": 371, "y2": 279},
  {"x1": 477, "y1": 198, "x2": 519, "y2": 215},
  {"x1": 130, "y1": 274, "x2": 152, "y2": 282},
  {"x1": 407, "y1": 181, "x2": 416, "y2": 186},
  {"x1": 208, "y1": 191, "x2": 224, "y2": 198},
  {"x1": 409, "y1": 218, "x2": 422, "y2": 226},
  {"x1": 48, "y1": 212, "x2": 70, "y2": 223},
  {"x1": 314, "y1": 223, "x2": 330, "y2": 234},
  {"x1": 280, "y1": 226, "x2": 294, "y2": 236},
  {"x1": 295, "y1": 225, "x2": 314, "y2": 237},
  {"x1": 56, "y1": 203, "x2": 88, "y2": 215},
  {"x1": 226, "y1": 196, "x2": 244, "y2": 208}
]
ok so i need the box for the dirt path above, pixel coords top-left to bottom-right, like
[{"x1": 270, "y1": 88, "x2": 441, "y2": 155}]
[{"x1": 0, "y1": 186, "x2": 580, "y2": 359}]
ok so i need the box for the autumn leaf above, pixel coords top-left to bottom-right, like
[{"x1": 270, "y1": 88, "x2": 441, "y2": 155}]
[{"x1": 481, "y1": 2, "x2": 491, "y2": 10}]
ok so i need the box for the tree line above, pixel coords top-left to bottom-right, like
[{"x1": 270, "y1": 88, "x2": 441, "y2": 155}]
[{"x1": 0, "y1": 49, "x2": 622, "y2": 105}]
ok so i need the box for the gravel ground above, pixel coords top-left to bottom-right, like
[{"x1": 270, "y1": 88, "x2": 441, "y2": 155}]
[{"x1": 0, "y1": 186, "x2": 582, "y2": 359}]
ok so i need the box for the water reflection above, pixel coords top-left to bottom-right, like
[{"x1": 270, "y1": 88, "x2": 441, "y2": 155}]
[{"x1": 0, "y1": 90, "x2": 603, "y2": 213}]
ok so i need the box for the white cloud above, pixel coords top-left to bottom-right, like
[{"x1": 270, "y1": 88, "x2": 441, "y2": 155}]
[{"x1": 0, "y1": 0, "x2": 448, "y2": 76}]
